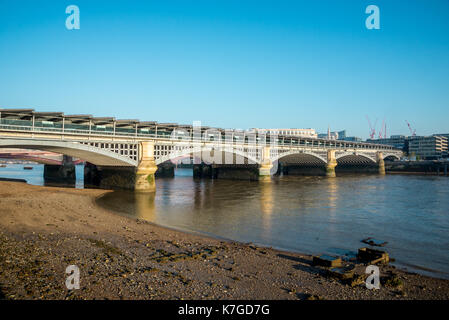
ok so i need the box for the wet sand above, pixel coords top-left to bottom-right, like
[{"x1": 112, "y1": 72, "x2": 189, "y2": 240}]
[{"x1": 0, "y1": 181, "x2": 448, "y2": 300}]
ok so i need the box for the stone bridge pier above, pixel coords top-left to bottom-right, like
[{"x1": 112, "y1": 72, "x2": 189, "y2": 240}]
[
  {"x1": 259, "y1": 146, "x2": 273, "y2": 181},
  {"x1": 326, "y1": 150, "x2": 338, "y2": 177},
  {"x1": 84, "y1": 162, "x2": 101, "y2": 186},
  {"x1": 134, "y1": 141, "x2": 158, "y2": 192},
  {"x1": 193, "y1": 163, "x2": 216, "y2": 179},
  {"x1": 377, "y1": 152, "x2": 386, "y2": 175},
  {"x1": 84, "y1": 141, "x2": 158, "y2": 192},
  {"x1": 155, "y1": 161, "x2": 175, "y2": 178},
  {"x1": 43, "y1": 155, "x2": 76, "y2": 183}
]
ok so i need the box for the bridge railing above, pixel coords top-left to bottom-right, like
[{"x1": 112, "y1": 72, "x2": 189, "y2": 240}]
[{"x1": 0, "y1": 120, "x2": 397, "y2": 151}]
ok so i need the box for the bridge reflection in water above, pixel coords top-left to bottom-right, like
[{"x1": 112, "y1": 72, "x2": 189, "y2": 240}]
[
  {"x1": 97, "y1": 191, "x2": 157, "y2": 222},
  {"x1": 260, "y1": 182, "x2": 273, "y2": 236}
]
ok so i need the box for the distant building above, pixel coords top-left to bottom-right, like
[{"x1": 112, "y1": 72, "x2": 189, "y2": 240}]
[
  {"x1": 342, "y1": 136, "x2": 362, "y2": 142},
  {"x1": 317, "y1": 129, "x2": 357, "y2": 141},
  {"x1": 337, "y1": 130, "x2": 347, "y2": 140},
  {"x1": 408, "y1": 135, "x2": 448, "y2": 159},
  {"x1": 366, "y1": 135, "x2": 408, "y2": 151},
  {"x1": 435, "y1": 133, "x2": 449, "y2": 140},
  {"x1": 318, "y1": 131, "x2": 338, "y2": 140},
  {"x1": 261, "y1": 128, "x2": 318, "y2": 138},
  {"x1": 318, "y1": 133, "x2": 334, "y2": 140}
]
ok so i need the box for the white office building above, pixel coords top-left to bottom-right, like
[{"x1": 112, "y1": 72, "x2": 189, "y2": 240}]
[
  {"x1": 254, "y1": 128, "x2": 318, "y2": 138},
  {"x1": 408, "y1": 135, "x2": 448, "y2": 159}
]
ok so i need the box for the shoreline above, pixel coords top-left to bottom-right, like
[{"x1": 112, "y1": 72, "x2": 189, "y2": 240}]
[
  {"x1": 1, "y1": 181, "x2": 448, "y2": 300},
  {"x1": 387, "y1": 171, "x2": 449, "y2": 176},
  {"x1": 99, "y1": 202, "x2": 447, "y2": 281}
]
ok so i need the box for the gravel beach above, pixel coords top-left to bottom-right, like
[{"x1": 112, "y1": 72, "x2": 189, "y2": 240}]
[{"x1": 0, "y1": 181, "x2": 448, "y2": 300}]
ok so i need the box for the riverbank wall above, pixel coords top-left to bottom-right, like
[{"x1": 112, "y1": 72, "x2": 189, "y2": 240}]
[{"x1": 386, "y1": 161, "x2": 449, "y2": 176}]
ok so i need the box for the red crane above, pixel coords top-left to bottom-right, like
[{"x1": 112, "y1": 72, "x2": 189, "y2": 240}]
[
  {"x1": 366, "y1": 116, "x2": 377, "y2": 139},
  {"x1": 405, "y1": 120, "x2": 416, "y2": 137},
  {"x1": 378, "y1": 118, "x2": 387, "y2": 139}
]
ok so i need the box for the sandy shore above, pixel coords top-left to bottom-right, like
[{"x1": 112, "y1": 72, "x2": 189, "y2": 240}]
[{"x1": 0, "y1": 181, "x2": 448, "y2": 300}]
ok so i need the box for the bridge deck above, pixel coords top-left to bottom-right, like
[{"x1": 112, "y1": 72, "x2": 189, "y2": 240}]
[{"x1": 0, "y1": 108, "x2": 397, "y2": 151}]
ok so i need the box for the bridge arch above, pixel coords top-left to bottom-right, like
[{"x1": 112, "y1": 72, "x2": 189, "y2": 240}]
[
  {"x1": 271, "y1": 150, "x2": 327, "y2": 165},
  {"x1": 0, "y1": 138, "x2": 137, "y2": 166},
  {"x1": 155, "y1": 145, "x2": 261, "y2": 165},
  {"x1": 382, "y1": 153, "x2": 401, "y2": 160},
  {"x1": 336, "y1": 153, "x2": 377, "y2": 165}
]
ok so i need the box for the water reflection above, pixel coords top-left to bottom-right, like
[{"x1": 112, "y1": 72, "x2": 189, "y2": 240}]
[
  {"x1": 135, "y1": 193, "x2": 156, "y2": 220},
  {"x1": 96, "y1": 172, "x2": 449, "y2": 279},
  {"x1": 98, "y1": 191, "x2": 156, "y2": 221},
  {"x1": 326, "y1": 177, "x2": 338, "y2": 224},
  {"x1": 260, "y1": 181, "x2": 273, "y2": 234}
]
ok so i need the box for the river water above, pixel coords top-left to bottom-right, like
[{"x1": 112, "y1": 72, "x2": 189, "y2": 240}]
[{"x1": 2, "y1": 164, "x2": 449, "y2": 279}]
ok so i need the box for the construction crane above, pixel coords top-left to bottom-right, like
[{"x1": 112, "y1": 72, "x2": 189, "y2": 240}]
[
  {"x1": 366, "y1": 116, "x2": 377, "y2": 139},
  {"x1": 378, "y1": 118, "x2": 387, "y2": 139},
  {"x1": 405, "y1": 120, "x2": 416, "y2": 137}
]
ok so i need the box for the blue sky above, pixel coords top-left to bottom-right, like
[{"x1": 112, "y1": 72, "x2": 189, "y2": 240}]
[{"x1": 0, "y1": 0, "x2": 448, "y2": 138}]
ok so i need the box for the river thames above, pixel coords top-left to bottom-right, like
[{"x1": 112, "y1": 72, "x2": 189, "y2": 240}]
[{"x1": 1, "y1": 164, "x2": 449, "y2": 279}]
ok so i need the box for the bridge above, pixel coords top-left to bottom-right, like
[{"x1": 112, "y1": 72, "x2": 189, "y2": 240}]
[{"x1": 0, "y1": 108, "x2": 402, "y2": 192}]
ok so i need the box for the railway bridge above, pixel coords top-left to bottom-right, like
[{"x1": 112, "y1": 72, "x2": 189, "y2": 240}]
[{"x1": 0, "y1": 109, "x2": 402, "y2": 192}]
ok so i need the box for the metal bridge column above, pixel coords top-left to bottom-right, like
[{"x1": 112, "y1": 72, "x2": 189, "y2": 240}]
[
  {"x1": 135, "y1": 141, "x2": 158, "y2": 192},
  {"x1": 259, "y1": 146, "x2": 273, "y2": 181},
  {"x1": 377, "y1": 152, "x2": 386, "y2": 175},
  {"x1": 326, "y1": 150, "x2": 337, "y2": 177}
]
